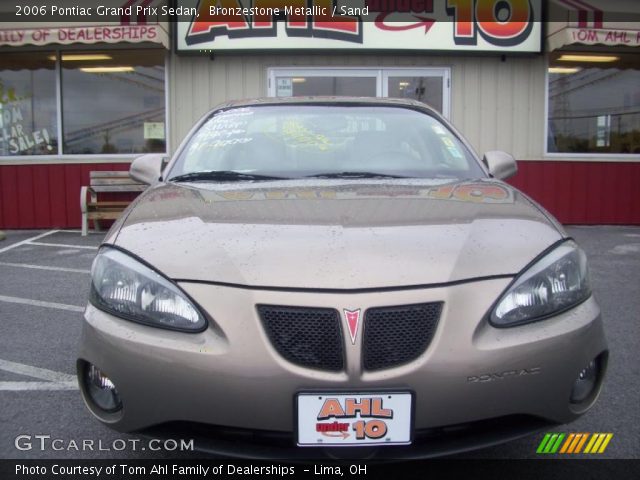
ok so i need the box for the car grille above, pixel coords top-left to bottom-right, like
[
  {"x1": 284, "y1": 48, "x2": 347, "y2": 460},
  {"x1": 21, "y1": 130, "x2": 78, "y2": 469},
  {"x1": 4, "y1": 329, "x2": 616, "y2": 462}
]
[
  {"x1": 363, "y1": 302, "x2": 443, "y2": 371},
  {"x1": 257, "y1": 305, "x2": 344, "y2": 371}
]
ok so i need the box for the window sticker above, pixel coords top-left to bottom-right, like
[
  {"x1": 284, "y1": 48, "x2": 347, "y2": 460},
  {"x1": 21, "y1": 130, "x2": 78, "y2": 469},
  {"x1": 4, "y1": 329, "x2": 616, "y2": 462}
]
[
  {"x1": 144, "y1": 122, "x2": 165, "y2": 140},
  {"x1": 0, "y1": 52, "x2": 57, "y2": 156},
  {"x1": 276, "y1": 78, "x2": 293, "y2": 97},
  {"x1": 282, "y1": 120, "x2": 331, "y2": 151},
  {"x1": 220, "y1": 107, "x2": 254, "y2": 118}
]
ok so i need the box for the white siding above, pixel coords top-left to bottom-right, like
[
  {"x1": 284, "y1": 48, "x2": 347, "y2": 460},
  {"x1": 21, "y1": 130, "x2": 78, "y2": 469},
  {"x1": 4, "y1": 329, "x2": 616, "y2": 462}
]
[{"x1": 169, "y1": 53, "x2": 546, "y2": 160}]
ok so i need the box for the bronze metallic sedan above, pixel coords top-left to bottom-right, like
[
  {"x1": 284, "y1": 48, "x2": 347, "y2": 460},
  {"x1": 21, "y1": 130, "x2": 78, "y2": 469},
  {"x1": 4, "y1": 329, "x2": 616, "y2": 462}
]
[{"x1": 77, "y1": 97, "x2": 607, "y2": 458}]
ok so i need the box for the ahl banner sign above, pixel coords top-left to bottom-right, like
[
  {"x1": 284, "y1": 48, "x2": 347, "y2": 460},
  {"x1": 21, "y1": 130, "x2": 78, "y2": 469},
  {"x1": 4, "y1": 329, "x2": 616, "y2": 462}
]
[{"x1": 175, "y1": 0, "x2": 542, "y2": 53}]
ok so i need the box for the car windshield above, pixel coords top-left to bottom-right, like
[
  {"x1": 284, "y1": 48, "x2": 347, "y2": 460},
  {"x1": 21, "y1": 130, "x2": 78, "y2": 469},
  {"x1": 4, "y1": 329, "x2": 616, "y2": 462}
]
[{"x1": 168, "y1": 105, "x2": 486, "y2": 181}]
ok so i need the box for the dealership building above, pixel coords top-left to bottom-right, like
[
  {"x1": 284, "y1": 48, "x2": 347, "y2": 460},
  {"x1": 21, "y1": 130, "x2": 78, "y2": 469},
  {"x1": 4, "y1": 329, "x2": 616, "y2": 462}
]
[{"x1": 0, "y1": 0, "x2": 639, "y2": 228}]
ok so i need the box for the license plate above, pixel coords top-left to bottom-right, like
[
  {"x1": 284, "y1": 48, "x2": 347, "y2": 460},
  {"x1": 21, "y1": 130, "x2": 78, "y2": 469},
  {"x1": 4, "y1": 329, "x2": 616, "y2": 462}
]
[{"x1": 297, "y1": 392, "x2": 412, "y2": 446}]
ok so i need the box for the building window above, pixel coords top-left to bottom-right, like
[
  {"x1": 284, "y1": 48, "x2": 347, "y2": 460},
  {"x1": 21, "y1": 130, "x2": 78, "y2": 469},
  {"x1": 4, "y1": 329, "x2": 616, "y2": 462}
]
[
  {"x1": 0, "y1": 49, "x2": 166, "y2": 159},
  {"x1": 61, "y1": 50, "x2": 166, "y2": 154},
  {"x1": 0, "y1": 52, "x2": 57, "y2": 156},
  {"x1": 268, "y1": 68, "x2": 451, "y2": 118},
  {"x1": 547, "y1": 51, "x2": 640, "y2": 155}
]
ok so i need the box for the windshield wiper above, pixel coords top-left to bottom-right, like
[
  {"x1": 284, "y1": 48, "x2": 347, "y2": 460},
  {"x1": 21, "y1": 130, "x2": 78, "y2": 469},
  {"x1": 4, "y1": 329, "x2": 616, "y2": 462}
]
[
  {"x1": 305, "y1": 171, "x2": 407, "y2": 179},
  {"x1": 169, "y1": 171, "x2": 288, "y2": 182}
]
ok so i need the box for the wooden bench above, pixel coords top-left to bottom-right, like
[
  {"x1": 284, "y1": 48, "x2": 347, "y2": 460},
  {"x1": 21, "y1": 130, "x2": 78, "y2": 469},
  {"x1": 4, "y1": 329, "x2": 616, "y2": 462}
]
[{"x1": 80, "y1": 171, "x2": 147, "y2": 236}]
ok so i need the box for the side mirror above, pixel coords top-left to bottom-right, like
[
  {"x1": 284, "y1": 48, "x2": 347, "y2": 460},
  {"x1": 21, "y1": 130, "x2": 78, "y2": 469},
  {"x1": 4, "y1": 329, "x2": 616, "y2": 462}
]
[
  {"x1": 130, "y1": 154, "x2": 166, "y2": 185},
  {"x1": 482, "y1": 151, "x2": 517, "y2": 180}
]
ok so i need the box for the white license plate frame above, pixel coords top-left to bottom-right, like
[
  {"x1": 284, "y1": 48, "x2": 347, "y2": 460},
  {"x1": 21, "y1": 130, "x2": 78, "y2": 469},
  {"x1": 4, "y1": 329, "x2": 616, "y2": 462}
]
[{"x1": 296, "y1": 391, "x2": 413, "y2": 447}]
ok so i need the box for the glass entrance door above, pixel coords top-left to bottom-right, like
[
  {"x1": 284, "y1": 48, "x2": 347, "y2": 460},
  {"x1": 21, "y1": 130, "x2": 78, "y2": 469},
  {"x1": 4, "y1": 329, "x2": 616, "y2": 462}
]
[{"x1": 268, "y1": 67, "x2": 450, "y2": 117}]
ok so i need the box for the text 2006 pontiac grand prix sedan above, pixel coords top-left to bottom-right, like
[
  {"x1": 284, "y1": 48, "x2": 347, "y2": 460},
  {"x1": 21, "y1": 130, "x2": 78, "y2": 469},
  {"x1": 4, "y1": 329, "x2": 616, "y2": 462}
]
[{"x1": 77, "y1": 97, "x2": 607, "y2": 459}]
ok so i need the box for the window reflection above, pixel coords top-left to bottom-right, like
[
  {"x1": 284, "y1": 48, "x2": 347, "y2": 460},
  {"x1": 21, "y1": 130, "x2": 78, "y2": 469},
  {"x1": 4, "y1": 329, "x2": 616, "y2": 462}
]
[
  {"x1": 61, "y1": 49, "x2": 166, "y2": 154},
  {"x1": 547, "y1": 51, "x2": 640, "y2": 154}
]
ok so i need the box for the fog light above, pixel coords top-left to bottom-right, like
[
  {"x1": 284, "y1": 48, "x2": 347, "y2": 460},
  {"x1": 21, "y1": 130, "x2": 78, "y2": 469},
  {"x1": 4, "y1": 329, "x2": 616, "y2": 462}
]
[
  {"x1": 570, "y1": 358, "x2": 599, "y2": 403},
  {"x1": 84, "y1": 364, "x2": 122, "y2": 412}
]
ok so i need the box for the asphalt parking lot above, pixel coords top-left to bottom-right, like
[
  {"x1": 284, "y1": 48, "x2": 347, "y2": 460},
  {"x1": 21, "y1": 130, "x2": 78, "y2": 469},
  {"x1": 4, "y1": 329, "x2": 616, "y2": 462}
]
[{"x1": 0, "y1": 226, "x2": 638, "y2": 460}]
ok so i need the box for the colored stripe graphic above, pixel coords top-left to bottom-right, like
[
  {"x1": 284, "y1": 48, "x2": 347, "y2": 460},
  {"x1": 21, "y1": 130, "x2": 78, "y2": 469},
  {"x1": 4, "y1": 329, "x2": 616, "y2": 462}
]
[
  {"x1": 559, "y1": 433, "x2": 575, "y2": 453},
  {"x1": 584, "y1": 433, "x2": 599, "y2": 453},
  {"x1": 536, "y1": 434, "x2": 552, "y2": 454},
  {"x1": 550, "y1": 434, "x2": 565, "y2": 453},
  {"x1": 574, "y1": 433, "x2": 589, "y2": 453},
  {"x1": 538, "y1": 433, "x2": 613, "y2": 454},
  {"x1": 560, "y1": 433, "x2": 588, "y2": 453},
  {"x1": 537, "y1": 433, "x2": 565, "y2": 454},
  {"x1": 585, "y1": 433, "x2": 614, "y2": 454},
  {"x1": 597, "y1": 433, "x2": 614, "y2": 453}
]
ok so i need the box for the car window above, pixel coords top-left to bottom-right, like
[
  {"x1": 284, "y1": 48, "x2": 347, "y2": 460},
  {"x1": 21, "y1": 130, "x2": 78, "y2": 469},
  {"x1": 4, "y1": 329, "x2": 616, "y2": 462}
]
[{"x1": 169, "y1": 105, "x2": 485, "y2": 180}]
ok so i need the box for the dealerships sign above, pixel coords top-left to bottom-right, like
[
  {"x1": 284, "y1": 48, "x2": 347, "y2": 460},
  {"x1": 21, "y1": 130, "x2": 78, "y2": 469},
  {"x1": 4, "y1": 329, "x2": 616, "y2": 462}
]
[{"x1": 175, "y1": 0, "x2": 542, "y2": 53}]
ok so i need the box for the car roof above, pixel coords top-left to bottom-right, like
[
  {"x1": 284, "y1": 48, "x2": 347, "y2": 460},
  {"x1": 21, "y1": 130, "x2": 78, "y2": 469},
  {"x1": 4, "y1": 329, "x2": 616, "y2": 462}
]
[{"x1": 212, "y1": 96, "x2": 436, "y2": 112}]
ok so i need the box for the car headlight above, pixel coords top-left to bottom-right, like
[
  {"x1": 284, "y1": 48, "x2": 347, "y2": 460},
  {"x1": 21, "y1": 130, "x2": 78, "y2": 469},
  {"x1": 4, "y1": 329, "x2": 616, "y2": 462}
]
[
  {"x1": 90, "y1": 247, "x2": 207, "y2": 332},
  {"x1": 490, "y1": 240, "x2": 591, "y2": 327}
]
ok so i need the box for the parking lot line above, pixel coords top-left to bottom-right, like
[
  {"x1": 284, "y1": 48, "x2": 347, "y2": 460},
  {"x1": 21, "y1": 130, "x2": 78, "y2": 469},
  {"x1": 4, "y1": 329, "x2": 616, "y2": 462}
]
[
  {"x1": 0, "y1": 358, "x2": 78, "y2": 391},
  {"x1": 57, "y1": 229, "x2": 103, "y2": 235},
  {"x1": 0, "y1": 358, "x2": 77, "y2": 383},
  {"x1": 0, "y1": 262, "x2": 91, "y2": 274},
  {"x1": 0, "y1": 230, "x2": 59, "y2": 254},
  {"x1": 27, "y1": 241, "x2": 99, "y2": 250},
  {"x1": 0, "y1": 294, "x2": 85, "y2": 313},
  {"x1": 0, "y1": 381, "x2": 78, "y2": 391}
]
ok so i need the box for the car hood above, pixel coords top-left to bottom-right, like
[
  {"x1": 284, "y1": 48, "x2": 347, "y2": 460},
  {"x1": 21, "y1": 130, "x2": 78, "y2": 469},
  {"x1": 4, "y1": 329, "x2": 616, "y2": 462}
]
[{"x1": 110, "y1": 179, "x2": 563, "y2": 289}]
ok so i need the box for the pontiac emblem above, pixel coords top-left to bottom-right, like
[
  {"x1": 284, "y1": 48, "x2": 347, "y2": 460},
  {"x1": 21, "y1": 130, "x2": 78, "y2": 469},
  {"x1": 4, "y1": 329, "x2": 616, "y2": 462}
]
[{"x1": 343, "y1": 309, "x2": 361, "y2": 345}]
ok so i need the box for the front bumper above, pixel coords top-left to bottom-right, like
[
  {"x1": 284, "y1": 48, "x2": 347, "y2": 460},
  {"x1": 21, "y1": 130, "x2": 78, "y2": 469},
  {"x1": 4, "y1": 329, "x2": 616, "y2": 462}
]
[{"x1": 77, "y1": 278, "x2": 607, "y2": 455}]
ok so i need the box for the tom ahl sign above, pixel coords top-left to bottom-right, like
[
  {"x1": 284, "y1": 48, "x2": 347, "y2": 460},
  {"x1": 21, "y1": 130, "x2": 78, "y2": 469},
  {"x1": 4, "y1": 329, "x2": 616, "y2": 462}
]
[{"x1": 176, "y1": 0, "x2": 542, "y2": 53}]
